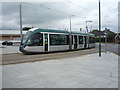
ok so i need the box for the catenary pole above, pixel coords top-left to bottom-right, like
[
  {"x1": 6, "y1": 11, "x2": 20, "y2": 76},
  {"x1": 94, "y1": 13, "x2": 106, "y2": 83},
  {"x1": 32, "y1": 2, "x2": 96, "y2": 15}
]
[
  {"x1": 69, "y1": 15, "x2": 72, "y2": 50},
  {"x1": 69, "y1": 15, "x2": 74, "y2": 50},
  {"x1": 105, "y1": 27, "x2": 107, "y2": 53},
  {"x1": 19, "y1": 4, "x2": 23, "y2": 40},
  {"x1": 99, "y1": 0, "x2": 101, "y2": 57}
]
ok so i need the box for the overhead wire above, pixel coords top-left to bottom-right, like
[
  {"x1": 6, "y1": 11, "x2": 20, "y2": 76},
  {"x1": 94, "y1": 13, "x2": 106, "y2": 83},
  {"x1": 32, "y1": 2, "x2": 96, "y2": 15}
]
[
  {"x1": 65, "y1": 0, "x2": 89, "y2": 11},
  {"x1": 22, "y1": 2, "x2": 72, "y2": 16},
  {"x1": 40, "y1": 5, "x2": 70, "y2": 16},
  {"x1": 21, "y1": 2, "x2": 90, "y2": 19},
  {"x1": 20, "y1": 2, "x2": 91, "y2": 30},
  {"x1": 65, "y1": 0, "x2": 92, "y2": 18},
  {"x1": 21, "y1": 2, "x2": 71, "y2": 29}
]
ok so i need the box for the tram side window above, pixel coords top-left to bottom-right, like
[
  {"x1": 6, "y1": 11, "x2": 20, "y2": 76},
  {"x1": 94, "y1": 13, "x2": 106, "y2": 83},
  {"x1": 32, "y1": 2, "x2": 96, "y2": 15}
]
[
  {"x1": 67, "y1": 35, "x2": 69, "y2": 45},
  {"x1": 71, "y1": 35, "x2": 73, "y2": 45},
  {"x1": 90, "y1": 37, "x2": 95, "y2": 43},
  {"x1": 26, "y1": 33, "x2": 43, "y2": 46},
  {"x1": 91, "y1": 37, "x2": 93, "y2": 43},
  {"x1": 89, "y1": 37, "x2": 91, "y2": 43},
  {"x1": 50, "y1": 34, "x2": 69, "y2": 45},
  {"x1": 93, "y1": 37, "x2": 95, "y2": 43},
  {"x1": 79, "y1": 36, "x2": 83, "y2": 44},
  {"x1": 89, "y1": 37, "x2": 94, "y2": 43},
  {"x1": 84, "y1": 36, "x2": 87, "y2": 43},
  {"x1": 59, "y1": 35, "x2": 69, "y2": 45},
  {"x1": 92, "y1": 37, "x2": 95, "y2": 43},
  {"x1": 49, "y1": 34, "x2": 60, "y2": 45}
]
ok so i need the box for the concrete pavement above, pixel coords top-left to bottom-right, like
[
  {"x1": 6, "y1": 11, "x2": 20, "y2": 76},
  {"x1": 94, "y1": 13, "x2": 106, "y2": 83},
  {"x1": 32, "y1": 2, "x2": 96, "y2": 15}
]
[
  {"x1": 1, "y1": 45, "x2": 21, "y2": 54},
  {"x1": 2, "y1": 52, "x2": 118, "y2": 88},
  {"x1": 96, "y1": 43, "x2": 120, "y2": 56}
]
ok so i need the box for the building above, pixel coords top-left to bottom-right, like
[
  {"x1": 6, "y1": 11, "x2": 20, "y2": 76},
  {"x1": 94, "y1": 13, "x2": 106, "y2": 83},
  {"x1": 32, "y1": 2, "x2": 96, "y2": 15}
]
[
  {"x1": 91, "y1": 28, "x2": 117, "y2": 43},
  {"x1": 0, "y1": 30, "x2": 27, "y2": 41},
  {"x1": 91, "y1": 28, "x2": 116, "y2": 38},
  {"x1": 103, "y1": 28, "x2": 116, "y2": 35},
  {"x1": 115, "y1": 34, "x2": 120, "y2": 44}
]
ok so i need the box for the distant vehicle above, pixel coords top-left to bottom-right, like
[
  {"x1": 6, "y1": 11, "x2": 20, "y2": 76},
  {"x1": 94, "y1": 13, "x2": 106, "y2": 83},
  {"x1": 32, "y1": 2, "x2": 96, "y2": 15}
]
[
  {"x1": 19, "y1": 28, "x2": 95, "y2": 54},
  {"x1": 2, "y1": 41, "x2": 13, "y2": 46}
]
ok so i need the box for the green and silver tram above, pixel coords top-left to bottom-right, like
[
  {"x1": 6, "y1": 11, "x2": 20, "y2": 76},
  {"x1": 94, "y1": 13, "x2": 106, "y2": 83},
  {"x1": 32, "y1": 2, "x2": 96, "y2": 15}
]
[{"x1": 19, "y1": 28, "x2": 95, "y2": 54}]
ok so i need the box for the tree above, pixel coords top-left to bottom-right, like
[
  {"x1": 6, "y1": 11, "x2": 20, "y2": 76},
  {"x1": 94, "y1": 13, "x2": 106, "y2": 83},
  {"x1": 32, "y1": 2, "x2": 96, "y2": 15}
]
[
  {"x1": 91, "y1": 29, "x2": 103, "y2": 37},
  {"x1": 107, "y1": 33, "x2": 116, "y2": 42},
  {"x1": 23, "y1": 27, "x2": 32, "y2": 31}
]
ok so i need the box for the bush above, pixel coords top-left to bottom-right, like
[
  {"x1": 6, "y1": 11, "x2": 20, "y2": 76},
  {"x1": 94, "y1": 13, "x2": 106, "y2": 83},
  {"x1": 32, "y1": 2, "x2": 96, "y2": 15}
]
[{"x1": 95, "y1": 37, "x2": 105, "y2": 43}]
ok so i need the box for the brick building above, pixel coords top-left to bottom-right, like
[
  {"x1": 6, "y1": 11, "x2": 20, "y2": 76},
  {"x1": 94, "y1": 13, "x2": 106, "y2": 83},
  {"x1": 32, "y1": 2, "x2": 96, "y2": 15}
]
[{"x1": 0, "y1": 30, "x2": 27, "y2": 41}]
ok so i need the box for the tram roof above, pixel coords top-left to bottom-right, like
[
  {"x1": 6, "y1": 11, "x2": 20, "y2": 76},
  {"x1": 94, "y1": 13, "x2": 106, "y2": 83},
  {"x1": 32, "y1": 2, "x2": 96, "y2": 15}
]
[
  {"x1": 31, "y1": 28, "x2": 69, "y2": 34},
  {"x1": 30, "y1": 28, "x2": 94, "y2": 36}
]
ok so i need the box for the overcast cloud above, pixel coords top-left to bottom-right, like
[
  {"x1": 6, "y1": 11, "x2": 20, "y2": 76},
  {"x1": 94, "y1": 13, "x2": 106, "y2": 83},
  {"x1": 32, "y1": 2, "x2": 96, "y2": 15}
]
[{"x1": 1, "y1": 0, "x2": 119, "y2": 33}]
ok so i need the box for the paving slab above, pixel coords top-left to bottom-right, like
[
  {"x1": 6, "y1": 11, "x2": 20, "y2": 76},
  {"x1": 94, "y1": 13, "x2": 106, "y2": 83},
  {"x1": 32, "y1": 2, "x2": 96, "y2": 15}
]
[
  {"x1": 2, "y1": 52, "x2": 118, "y2": 88},
  {"x1": 1, "y1": 45, "x2": 21, "y2": 54}
]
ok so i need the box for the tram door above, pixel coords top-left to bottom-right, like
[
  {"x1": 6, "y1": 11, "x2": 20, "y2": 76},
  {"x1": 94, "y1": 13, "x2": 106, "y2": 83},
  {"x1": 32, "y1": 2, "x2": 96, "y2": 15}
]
[
  {"x1": 74, "y1": 35, "x2": 77, "y2": 49},
  {"x1": 44, "y1": 34, "x2": 48, "y2": 51},
  {"x1": 84, "y1": 36, "x2": 87, "y2": 48}
]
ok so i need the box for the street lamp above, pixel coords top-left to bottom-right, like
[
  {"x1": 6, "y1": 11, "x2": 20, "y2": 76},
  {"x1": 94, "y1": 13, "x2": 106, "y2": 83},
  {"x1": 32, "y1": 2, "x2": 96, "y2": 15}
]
[
  {"x1": 104, "y1": 16, "x2": 108, "y2": 53},
  {"x1": 85, "y1": 20, "x2": 92, "y2": 48},
  {"x1": 86, "y1": 20, "x2": 92, "y2": 33},
  {"x1": 70, "y1": 15, "x2": 74, "y2": 33}
]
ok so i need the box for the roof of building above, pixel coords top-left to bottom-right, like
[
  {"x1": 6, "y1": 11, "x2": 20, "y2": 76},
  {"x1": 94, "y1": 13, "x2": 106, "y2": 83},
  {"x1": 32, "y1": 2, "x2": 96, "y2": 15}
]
[
  {"x1": 115, "y1": 34, "x2": 120, "y2": 38},
  {"x1": 103, "y1": 28, "x2": 116, "y2": 35},
  {"x1": 91, "y1": 28, "x2": 116, "y2": 37},
  {"x1": 0, "y1": 30, "x2": 27, "y2": 36}
]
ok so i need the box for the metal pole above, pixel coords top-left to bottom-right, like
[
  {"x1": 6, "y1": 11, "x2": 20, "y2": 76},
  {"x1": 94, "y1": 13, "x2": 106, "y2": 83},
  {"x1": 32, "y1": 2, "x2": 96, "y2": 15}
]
[
  {"x1": 85, "y1": 21, "x2": 89, "y2": 48},
  {"x1": 19, "y1": 4, "x2": 23, "y2": 40},
  {"x1": 86, "y1": 20, "x2": 92, "y2": 48},
  {"x1": 99, "y1": 0, "x2": 101, "y2": 57},
  {"x1": 86, "y1": 21, "x2": 92, "y2": 33},
  {"x1": 90, "y1": 26, "x2": 92, "y2": 33},
  {"x1": 86, "y1": 21, "x2": 88, "y2": 33},
  {"x1": 105, "y1": 27, "x2": 107, "y2": 53},
  {"x1": 70, "y1": 16, "x2": 71, "y2": 33},
  {"x1": 69, "y1": 16, "x2": 72, "y2": 50}
]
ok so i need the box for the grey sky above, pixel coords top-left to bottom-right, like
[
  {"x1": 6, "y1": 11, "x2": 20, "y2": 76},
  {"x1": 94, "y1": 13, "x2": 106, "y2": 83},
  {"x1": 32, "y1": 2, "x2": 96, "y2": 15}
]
[{"x1": 1, "y1": 0, "x2": 119, "y2": 33}]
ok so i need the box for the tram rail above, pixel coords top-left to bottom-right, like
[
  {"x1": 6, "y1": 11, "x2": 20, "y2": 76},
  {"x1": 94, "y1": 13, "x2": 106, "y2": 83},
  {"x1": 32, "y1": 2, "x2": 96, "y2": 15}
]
[{"x1": 2, "y1": 48, "x2": 98, "y2": 65}]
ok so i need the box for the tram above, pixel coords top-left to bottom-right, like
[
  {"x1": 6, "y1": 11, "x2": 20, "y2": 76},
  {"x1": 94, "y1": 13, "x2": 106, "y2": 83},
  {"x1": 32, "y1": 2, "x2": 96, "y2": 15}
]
[{"x1": 19, "y1": 28, "x2": 95, "y2": 54}]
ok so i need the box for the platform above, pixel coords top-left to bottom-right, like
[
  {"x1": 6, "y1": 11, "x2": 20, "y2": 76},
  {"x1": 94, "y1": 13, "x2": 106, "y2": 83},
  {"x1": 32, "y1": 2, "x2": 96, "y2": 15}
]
[{"x1": 1, "y1": 52, "x2": 118, "y2": 88}]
